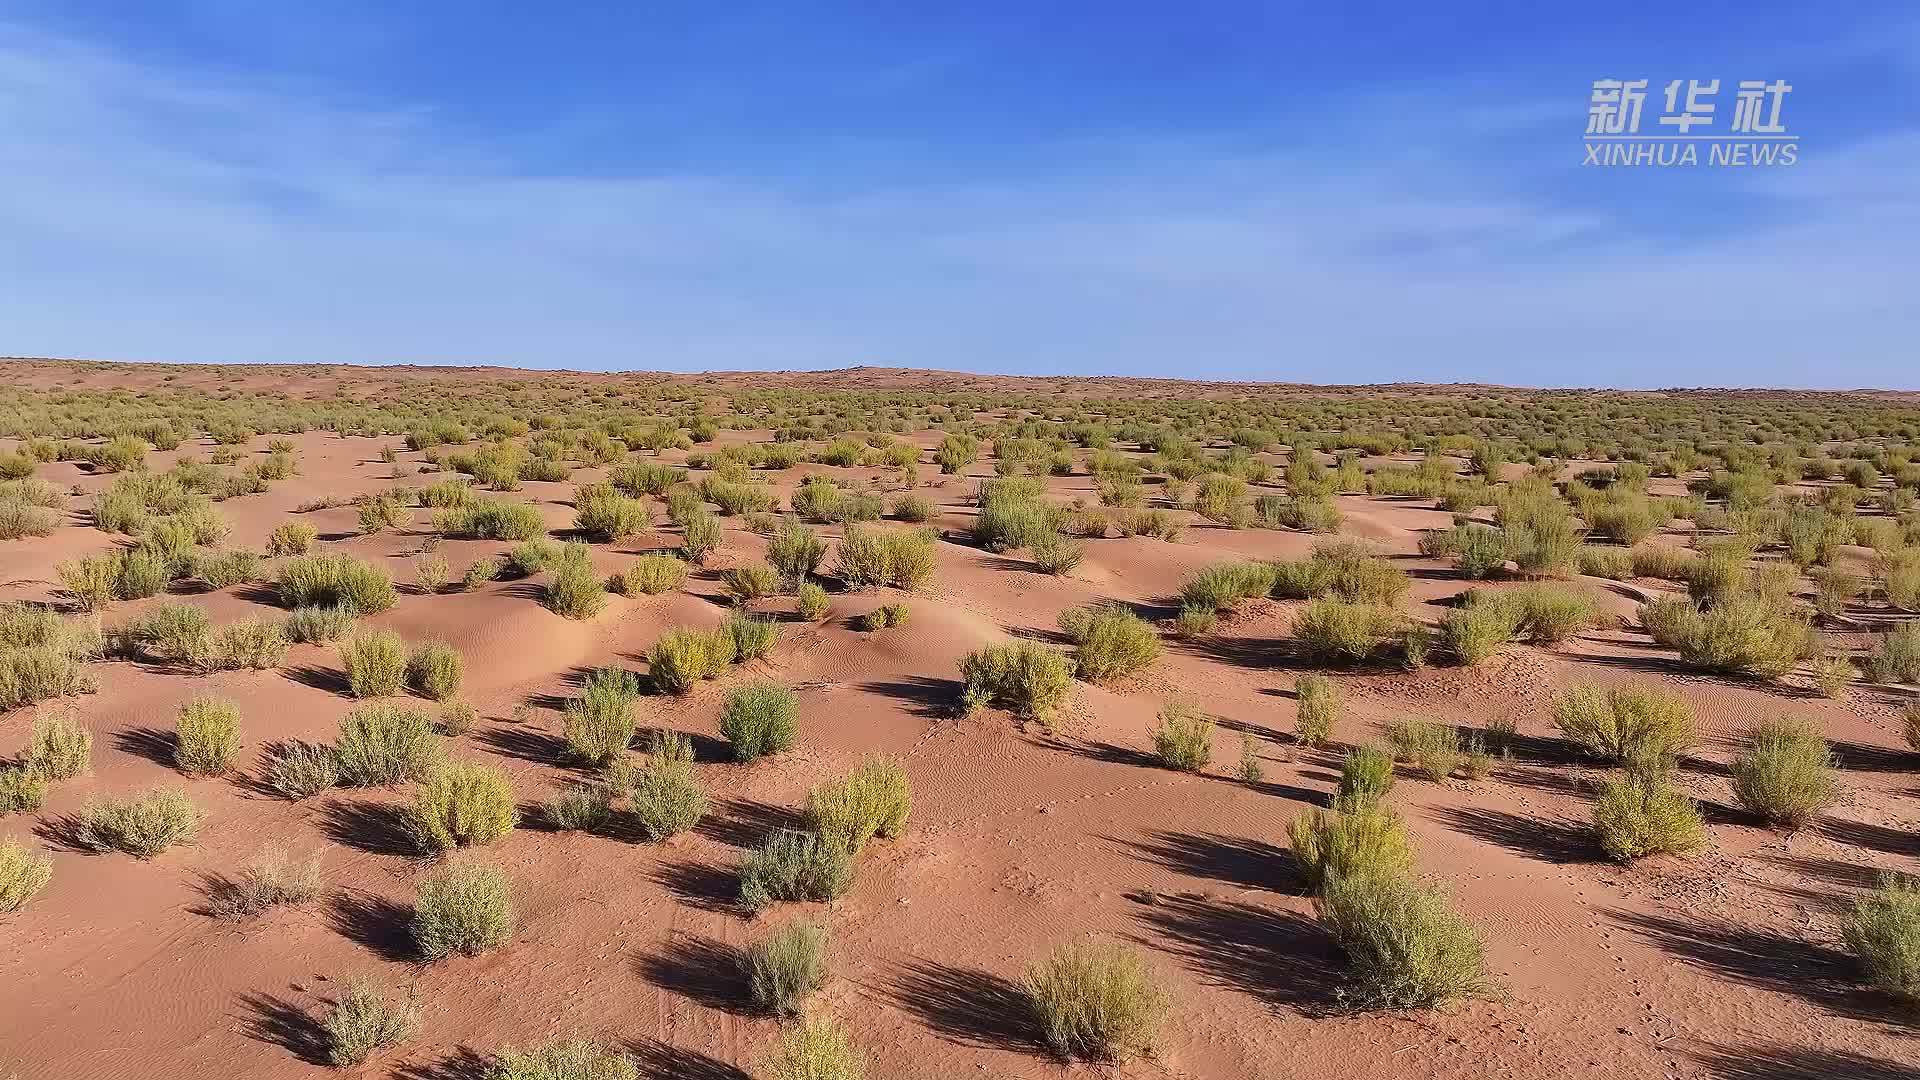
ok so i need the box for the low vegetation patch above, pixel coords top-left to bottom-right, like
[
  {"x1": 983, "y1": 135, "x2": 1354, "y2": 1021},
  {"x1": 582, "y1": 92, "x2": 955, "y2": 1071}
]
[
  {"x1": 412, "y1": 860, "x2": 515, "y2": 960},
  {"x1": 1022, "y1": 939, "x2": 1167, "y2": 1062}
]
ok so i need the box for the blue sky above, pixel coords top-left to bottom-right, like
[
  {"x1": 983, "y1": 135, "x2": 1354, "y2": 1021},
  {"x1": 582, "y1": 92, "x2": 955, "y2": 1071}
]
[{"x1": 1, "y1": 4, "x2": 1914, "y2": 388}]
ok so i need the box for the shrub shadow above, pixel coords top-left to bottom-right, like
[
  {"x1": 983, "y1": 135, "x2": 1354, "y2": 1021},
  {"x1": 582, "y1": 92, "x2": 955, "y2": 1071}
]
[
  {"x1": 283, "y1": 664, "x2": 352, "y2": 696},
  {"x1": 1113, "y1": 829, "x2": 1301, "y2": 892},
  {"x1": 632, "y1": 934, "x2": 751, "y2": 1014},
  {"x1": 390, "y1": 1047, "x2": 494, "y2": 1080},
  {"x1": 327, "y1": 887, "x2": 417, "y2": 962},
  {"x1": 1822, "y1": 818, "x2": 1920, "y2": 859},
  {"x1": 1689, "y1": 1041, "x2": 1920, "y2": 1079},
  {"x1": 1127, "y1": 893, "x2": 1340, "y2": 1011},
  {"x1": 113, "y1": 726, "x2": 177, "y2": 767},
  {"x1": 857, "y1": 676, "x2": 959, "y2": 719},
  {"x1": 881, "y1": 958, "x2": 1040, "y2": 1051},
  {"x1": 1431, "y1": 806, "x2": 1599, "y2": 864},
  {"x1": 652, "y1": 857, "x2": 738, "y2": 912},
  {"x1": 698, "y1": 798, "x2": 805, "y2": 850},
  {"x1": 625, "y1": 1039, "x2": 752, "y2": 1080},
  {"x1": 317, "y1": 798, "x2": 421, "y2": 857},
  {"x1": 234, "y1": 991, "x2": 331, "y2": 1065}
]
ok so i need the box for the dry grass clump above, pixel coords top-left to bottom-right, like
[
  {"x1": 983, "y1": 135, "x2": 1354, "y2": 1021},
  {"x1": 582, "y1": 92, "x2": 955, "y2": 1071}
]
[
  {"x1": 24, "y1": 712, "x2": 93, "y2": 780},
  {"x1": 647, "y1": 626, "x2": 736, "y2": 694},
  {"x1": 1, "y1": 767, "x2": 46, "y2": 814},
  {"x1": 76, "y1": 787, "x2": 201, "y2": 857},
  {"x1": 833, "y1": 525, "x2": 936, "y2": 590},
  {"x1": 1553, "y1": 685, "x2": 1694, "y2": 768},
  {"x1": 1293, "y1": 599, "x2": 1402, "y2": 664},
  {"x1": 564, "y1": 667, "x2": 641, "y2": 767},
  {"x1": 267, "y1": 521, "x2": 316, "y2": 556},
  {"x1": 1149, "y1": 700, "x2": 1213, "y2": 772},
  {"x1": 0, "y1": 837, "x2": 54, "y2": 912},
  {"x1": 491, "y1": 1039, "x2": 637, "y2": 1080},
  {"x1": 334, "y1": 703, "x2": 444, "y2": 786},
  {"x1": 1729, "y1": 717, "x2": 1836, "y2": 829},
  {"x1": 1869, "y1": 622, "x2": 1920, "y2": 684},
  {"x1": 744, "y1": 921, "x2": 829, "y2": 1016},
  {"x1": 409, "y1": 762, "x2": 518, "y2": 852},
  {"x1": 174, "y1": 698, "x2": 241, "y2": 776},
  {"x1": 1316, "y1": 869, "x2": 1492, "y2": 1009},
  {"x1": 959, "y1": 642, "x2": 1073, "y2": 719},
  {"x1": 1338, "y1": 745, "x2": 1396, "y2": 807},
  {"x1": 412, "y1": 860, "x2": 514, "y2": 960},
  {"x1": 206, "y1": 846, "x2": 324, "y2": 919},
  {"x1": 680, "y1": 510, "x2": 722, "y2": 563},
  {"x1": 1386, "y1": 719, "x2": 1462, "y2": 782},
  {"x1": 761, "y1": 1015, "x2": 865, "y2": 1080},
  {"x1": 617, "y1": 554, "x2": 690, "y2": 596},
  {"x1": 857, "y1": 603, "x2": 909, "y2": 631},
  {"x1": 0, "y1": 604, "x2": 101, "y2": 708},
  {"x1": 796, "y1": 581, "x2": 831, "y2": 621},
  {"x1": 1059, "y1": 604, "x2": 1160, "y2": 683},
  {"x1": 720, "y1": 680, "x2": 799, "y2": 762},
  {"x1": 323, "y1": 980, "x2": 418, "y2": 1067},
  {"x1": 740, "y1": 829, "x2": 855, "y2": 910},
  {"x1": 1290, "y1": 800, "x2": 1414, "y2": 893},
  {"x1": 1022, "y1": 939, "x2": 1167, "y2": 1062},
  {"x1": 1592, "y1": 765, "x2": 1705, "y2": 861},
  {"x1": 1845, "y1": 874, "x2": 1920, "y2": 1003},
  {"x1": 806, "y1": 758, "x2": 910, "y2": 853},
  {"x1": 277, "y1": 552, "x2": 396, "y2": 614},
  {"x1": 406, "y1": 641, "x2": 464, "y2": 702},
  {"x1": 198, "y1": 549, "x2": 263, "y2": 589},
  {"x1": 725, "y1": 611, "x2": 779, "y2": 660},
  {"x1": 1294, "y1": 674, "x2": 1337, "y2": 746},
  {"x1": 195, "y1": 617, "x2": 289, "y2": 673},
  {"x1": 286, "y1": 604, "x2": 354, "y2": 643},
  {"x1": 1178, "y1": 560, "x2": 1276, "y2": 614},
  {"x1": 433, "y1": 497, "x2": 546, "y2": 541},
  {"x1": 264, "y1": 740, "x2": 340, "y2": 798},
  {"x1": 342, "y1": 628, "x2": 409, "y2": 697},
  {"x1": 629, "y1": 732, "x2": 708, "y2": 841}
]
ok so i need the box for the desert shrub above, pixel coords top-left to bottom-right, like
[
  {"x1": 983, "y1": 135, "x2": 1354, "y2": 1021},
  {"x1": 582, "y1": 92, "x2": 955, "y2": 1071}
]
[
  {"x1": 724, "y1": 562, "x2": 781, "y2": 602},
  {"x1": 1593, "y1": 769, "x2": 1706, "y2": 860},
  {"x1": 413, "y1": 553, "x2": 451, "y2": 594},
  {"x1": 1316, "y1": 869, "x2": 1491, "y2": 1009},
  {"x1": 1179, "y1": 561, "x2": 1277, "y2": 613},
  {"x1": 764, "y1": 522, "x2": 828, "y2": 586},
  {"x1": 1554, "y1": 685, "x2": 1694, "y2": 768},
  {"x1": 725, "y1": 612, "x2": 779, "y2": 660},
  {"x1": 833, "y1": 525, "x2": 936, "y2": 590},
  {"x1": 891, "y1": 493, "x2": 934, "y2": 522},
  {"x1": 0, "y1": 837, "x2": 53, "y2": 912},
  {"x1": 545, "y1": 543, "x2": 607, "y2": 620},
  {"x1": 721, "y1": 681, "x2": 799, "y2": 763},
  {"x1": 611, "y1": 459, "x2": 686, "y2": 497},
  {"x1": 265, "y1": 741, "x2": 339, "y2": 798},
  {"x1": 1439, "y1": 601, "x2": 1518, "y2": 666},
  {"x1": 1386, "y1": 719, "x2": 1461, "y2": 781},
  {"x1": 1630, "y1": 545, "x2": 1697, "y2": 582},
  {"x1": 24, "y1": 712, "x2": 93, "y2": 780},
  {"x1": 1577, "y1": 545, "x2": 1635, "y2": 580},
  {"x1": 277, "y1": 553, "x2": 395, "y2": 614},
  {"x1": 761, "y1": 1015, "x2": 864, "y2": 1080},
  {"x1": 175, "y1": 698, "x2": 241, "y2": 776},
  {"x1": 1650, "y1": 593, "x2": 1814, "y2": 678},
  {"x1": 1, "y1": 766, "x2": 46, "y2": 814},
  {"x1": 334, "y1": 703, "x2": 443, "y2": 786},
  {"x1": 76, "y1": 787, "x2": 201, "y2": 857},
  {"x1": 1294, "y1": 599, "x2": 1401, "y2": 664},
  {"x1": 461, "y1": 556, "x2": 503, "y2": 590},
  {"x1": 286, "y1": 604, "x2": 354, "y2": 643},
  {"x1": 506, "y1": 539, "x2": 560, "y2": 577},
  {"x1": 112, "y1": 546, "x2": 170, "y2": 599},
  {"x1": 412, "y1": 860, "x2": 514, "y2": 960},
  {"x1": 323, "y1": 980, "x2": 418, "y2": 1067},
  {"x1": 1338, "y1": 745, "x2": 1397, "y2": 807},
  {"x1": 647, "y1": 627, "x2": 731, "y2": 694},
  {"x1": 1844, "y1": 875, "x2": 1920, "y2": 1003},
  {"x1": 959, "y1": 642, "x2": 1074, "y2": 718},
  {"x1": 1022, "y1": 939, "x2": 1167, "y2": 1062},
  {"x1": 574, "y1": 485, "x2": 651, "y2": 542},
  {"x1": 629, "y1": 732, "x2": 708, "y2": 841},
  {"x1": 744, "y1": 921, "x2": 829, "y2": 1016},
  {"x1": 806, "y1": 758, "x2": 910, "y2": 853},
  {"x1": 1149, "y1": 701, "x2": 1213, "y2": 772},
  {"x1": 56, "y1": 553, "x2": 119, "y2": 610},
  {"x1": 435, "y1": 498, "x2": 546, "y2": 541},
  {"x1": 1029, "y1": 533, "x2": 1086, "y2": 575},
  {"x1": 357, "y1": 496, "x2": 406, "y2": 534},
  {"x1": 857, "y1": 603, "x2": 910, "y2": 631},
  {"x1": 342, "y1": 629, "x2": 409, "y2": 697},
  {"x1": 679, "y1": 510, "x2": 722, "y2": 563},
  {"x1": 199, "y1": 617, "x2": 289, "y2": 672},
  {"x1": 564, "y1": 667, "x2": 641, "y2": 767},
  {"x1": 206, "y1": 846, "x2": 324, "y2": 920},
  {"x1": 740, "y1": 829, "x2": 855, "y2": 910},
  {"x1": 491, "y1": 1039, "x2": 637, "y2": 1080},
  {"x1": 410, "y1": 762, "x2": 518, "y2": 852},
  {"x1": 620, "y1": 554, "x2": 690, "y2": 596},
  {"x1": 1112, "y1": 507, "x2": 1184, "y2": 541},
  {"x1": 796, "y1": 581, "x2": 831, "y2": 620},
  {"x1": 129, "y1": 601, "x2": 210, "y2": 662},
  {"x1": 1812, "y1": 567, "x2": 1864, "y2": 622},
  {"x1": 1059, "y1": 605, "x2": 1160, "y2": 683},
  {"x1": 405, "y1": 641, "x2": 464, "y2": 702},
  {"x1": 199, "y1": 549, "x2": 263, "y2": 589},
  {"x1": 1290, "y1": 803, "x2": 1414, "y2": 893},
  {"x1": 1869, "y1": 622, "x2": 1920, "y2": 684},
  {"x1": 1729, "y1": 717, "x2": 1836, "y2": 829},
  {"x1": 544, "y1": 781, "x2": 615, "y2": 832}
]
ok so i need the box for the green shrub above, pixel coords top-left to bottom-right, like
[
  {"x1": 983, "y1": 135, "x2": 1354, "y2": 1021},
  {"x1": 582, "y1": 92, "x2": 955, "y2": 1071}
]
[
  {"x1": 334, "y1": 703, "x2": 443, "y2": 786},
  {"x1": 574, "y1": 485, "x2": 651, "y2": 542},
  {"x1": 564, "y1": 667, "x2": 641, "y2": 767},
  {"x1": 611, "y1": 459, "x2": 686, "y2": 497},
  {"x1": 648, "y1": 627, "x2": 732, "y2": 693},
  {"x1": 0, "y1": 837, "x2": 53, "y2": 912},
  {"x1": 1179, "y1": 561, "x2": 1276, "y2": 613},
  {"x1": 1060, "y1": 605, "x2": 1160, "y2": 683},
  {"x1": 1869, "y1": 622, "x2": 1920, "y2": 683},
  {"x1": 1294, "y1": 674, "x2": 1337, "y2": 746},
  {"x1": 286, "y1": 604, "x2": 354, "y2": 643},
  {"x1": 1294, "y1": 599, "x2": 1400, "y2": 663},
  {"x1": 1, "y1": 766, "x2": 47, "y2": 814},
  {"x1": 1290, "y1": 802, "x2": 1413, "y2": 893},
  {"x1": 491, "y1": 1039, "x2": 637, "y2": 1080},
  {"x1": 721, "y1": 681, "x2": 799, "y2": 762},
  {"x1": 461, "y1": 556, "x2": 503, "y2": 590},
  {"x1": 1577, "y1": 546, "x2": 1635, "y2": 580},
  {"x1": 407, "y1": 641, "x2": 464, "y2": 701},
  {"x1": 323, "y1": 980, "x2": 418, "y2": 1067},
  {"x1": 1439, "y1": 602, "x2": 1518, "y2": 666},
  {"x1": 1149, "y1": 701, "x2": 1213, "y2": 772},
  {"x1": 412, "y1": 860, "x2": 514, "y2": 960},
  {"x1": 891, "y1": 493, "x2": 934, "y2": 522},
  {"x1": 744, "y1": 922, "x2": 829, "y2": 1016},
  {"x1": 175, "y1": 698, "x2": 241, "y2": 776},
  {"x1": 858, "y1": 603, "x2": 909, "y2": 631},
  {"x1": 806, "y1": 757, "x2": 910, "y2": 853},
  {"x1": 112, "y1": 546, "x2": 171, "y2": 600},
  {"x1": 620, "y1": 554, "x2": 689, "y2": 596},
  {"x1": 1729, "y1": 717, "x2": 1836, "y2": 829},
  {"x1": 1338, "y1": 745, "x2": 1396, "y2": 808},
  {"x1": 833, "y1": 525, "x2": 936, "y2": 590},
  {"x1": 1316, "y1": 869, "x2": 1491, "y2": 1009},
  {"x1": 357, "y1": 496, "x2": 406, "y2": 534},
  {"x1": 199, "y1": 617, "x2": 289, "y2": 672},
  {"x1": 77, "y1": 787, "x2": 201, "y2": 857},
  {"x1": 435, "y1": 498, "x2": 547, "y2": 541},
  {"x1": 198, "y1": 549, "x2": 262, "y2": 589},
  {"x1": 796, "y1": 581, "x2": 831, "y2": 620},
  {"x1": 25, "y1": 712, "x2": 93, "y2": 780},
  {"x1": 740, "y1": 829, "x2": 855, "y2": 910},
  {"x1": 724, "y1": 562, "x2": 781, "y2": 602},
  {"x1": 546, "y1": 543, "x2": 607, "y2": 619},
  {"x1": 959, "y1": 642, "x2": 1074, "y2": 718},
  {"x1": 629, "y1": 732, "x2": 707, "y2": 841},
  {"x1": 1554, "y1": 685, "x2": 1695, "y2": 768},
  {"x1": 409, "y1": 762, "x2": 517, "y2": 852},
  {"x1": 1022, "y1": 940, "x2": 1167, "y2": 1062},
  {"x1": 680, "y1": 510, "x2": 722, "y2": 563},
  {"x1": 277, "y1": 553, "x2": 395, "y2": 614},
  {"x1": 544, "y1": 781, "x2": 615, "y2": 833},
  {"x1": 1844, "y1": 874, "x2": 1920, "y2": 1003},
  {"x1": 761, "y1": 1015, "x2": 864, "y2": 1080},
  {"x1": 1386, "y1": 719, "x2": 1461, "y2": 782},
  {"x1": 1593, "y1": 769, "x2": 1706, "y2": 860},
  {"x1": 265, "y1": 740, "x2": 339, "y2": 798},
  {"x1": 56, "y1": 553, "x2": 119, "y2": 610},
  {"x1": 342, "y1": 629, "x2": 409, "y2": 697}
]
